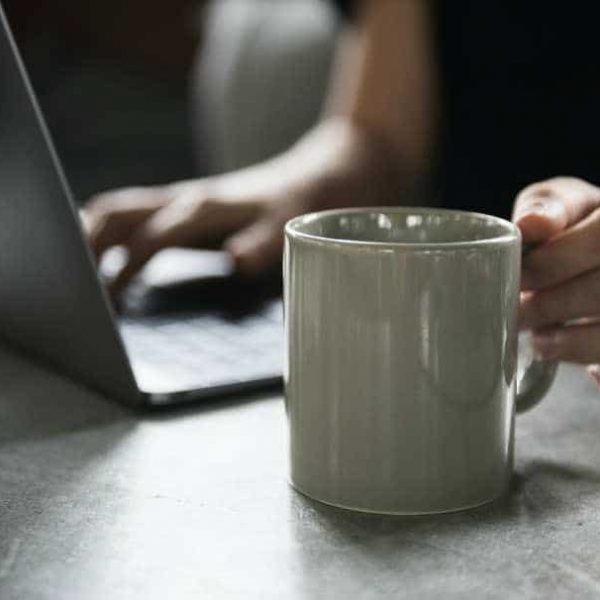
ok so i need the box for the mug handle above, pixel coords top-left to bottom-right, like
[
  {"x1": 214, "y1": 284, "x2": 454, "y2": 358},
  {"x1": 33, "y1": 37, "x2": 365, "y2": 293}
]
[
  {"x1": 515, "y1": 354, "x2": 558, "y2": 413},
  {"x1": 515, "y1": 243, "x2": 558, "y2": 413}
]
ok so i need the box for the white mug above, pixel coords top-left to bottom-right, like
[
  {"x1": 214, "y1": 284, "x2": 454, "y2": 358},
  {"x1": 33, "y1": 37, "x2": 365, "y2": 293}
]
[{"x1": 284, "y1": 207, "x2": 556, "y2": 515}]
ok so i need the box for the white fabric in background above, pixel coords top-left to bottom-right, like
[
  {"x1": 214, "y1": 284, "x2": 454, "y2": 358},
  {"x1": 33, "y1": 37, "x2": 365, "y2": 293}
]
[{"x1": 193, "y1": 0, "x2": 340, "y2": 174}]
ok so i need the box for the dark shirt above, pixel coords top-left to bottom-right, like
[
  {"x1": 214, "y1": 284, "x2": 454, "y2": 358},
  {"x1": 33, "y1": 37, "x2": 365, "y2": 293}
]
[{"x1": 331, "y1": 0, "x2": 600, "y2": 219}]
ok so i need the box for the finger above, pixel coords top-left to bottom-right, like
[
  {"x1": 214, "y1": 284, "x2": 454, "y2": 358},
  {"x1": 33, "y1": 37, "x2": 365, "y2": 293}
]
[
  {"x1": 108, "y1": 196, "x2": 253, "y2": 294},
  {"x1": 531, "y1": 323, "x2": 600, "y2": 364},
  {"x1": 520, "y1": 267, "x2": 600, "y2": 330},
  {"x1": 86, "y1": 211, "x2": 148, "y2": 261},
  {"x1": 512, "y1": 178, "x2": 600, "y2": 290},
  {"x1": 86, "y1": 186, "x2": 170, "y2": 215},
  {"x1": 514, "y1": 197, "x2": 568, "y2": 246},
  {"x1": 108, "y1": 206, "x2": 201, "y2": 295},
  {"x1": 85, "y1": 187, "x2": 168, "y2": 260},
  {"x1": 513, "y1": 177, "x2": 600, "y2": 245},
  {"x1": 224, "y1": 218, "x2": 284, "y2": 275},
  {"x1": 521, "y1": 206, "x2": 600, "y2": 291},
  {"x1": 587, "y1": 365, "x2": 600, "y2": 389},
  {"x1": 107, "y1": 233, "x2": 167, "y2": 297}
]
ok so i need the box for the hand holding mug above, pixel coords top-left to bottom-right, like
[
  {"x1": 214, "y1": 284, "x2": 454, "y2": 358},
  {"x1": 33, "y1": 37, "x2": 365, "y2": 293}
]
[{"x1": 514, "y1": 177, "x2": 600, "y2": 382}]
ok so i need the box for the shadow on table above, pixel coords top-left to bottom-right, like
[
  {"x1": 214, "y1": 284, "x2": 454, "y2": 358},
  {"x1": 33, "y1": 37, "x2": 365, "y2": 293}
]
[
  {"x1": 288, "y1": 457, "x2": 600, "y2": 552},
  {"x1": 284, "y1": 460, "x2": 600, "y2": 598},
  {"x1": 0, "y1": 343, "x2": 139, "y2": 589},
  {"x1": 0, "y1": 343, "x2": 132, "y2": 445}
]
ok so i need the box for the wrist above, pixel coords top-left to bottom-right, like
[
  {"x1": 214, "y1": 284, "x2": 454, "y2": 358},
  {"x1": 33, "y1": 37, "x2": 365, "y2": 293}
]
[{"x1": 281, "y1": 118, "x2": 405, "y2": 213}]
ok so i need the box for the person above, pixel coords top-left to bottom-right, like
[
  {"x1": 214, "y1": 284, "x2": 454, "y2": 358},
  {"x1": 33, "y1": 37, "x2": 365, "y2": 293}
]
[{"x1": 84, "y1": 0, "x2": 600, "y2": 380}]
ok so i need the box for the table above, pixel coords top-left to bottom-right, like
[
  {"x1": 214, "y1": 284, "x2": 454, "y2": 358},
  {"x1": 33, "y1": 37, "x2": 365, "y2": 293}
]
[{"x1": 0, "y1": 343, "x2": 599, "y2": 599}]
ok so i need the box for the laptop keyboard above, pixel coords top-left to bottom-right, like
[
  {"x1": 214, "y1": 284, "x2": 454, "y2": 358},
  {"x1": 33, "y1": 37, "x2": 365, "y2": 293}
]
[{"x1": 118, "y1": 299, "x2": 284, "y2": 393}]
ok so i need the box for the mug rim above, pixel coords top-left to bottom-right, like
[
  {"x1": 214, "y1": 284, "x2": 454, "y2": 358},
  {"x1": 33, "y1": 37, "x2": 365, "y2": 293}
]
[{"x1": 285, "y1": 206, "x2": 520, "y2": 250}]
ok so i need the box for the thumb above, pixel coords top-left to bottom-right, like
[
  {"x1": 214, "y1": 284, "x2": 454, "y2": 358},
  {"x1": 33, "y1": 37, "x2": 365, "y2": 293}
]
[
  {"x1": 587, "y1": 364, "x2": 600, "y2": 390},
  {"x1": 513, "y1": 192, "x2": 569, "y2": 246},
  {"x1": 513, "y1": 178, "x2": 600, "y2": 245},
  {"x1": 224, "y1": 218, "x2": 284, "y2": 276}
]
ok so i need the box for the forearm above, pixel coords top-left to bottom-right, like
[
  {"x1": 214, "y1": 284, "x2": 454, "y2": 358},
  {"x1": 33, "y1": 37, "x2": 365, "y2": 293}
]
[
  {"x1": 201, "y1": 0, "x2": 438, "y2": 214},
  {"x1": 279, "y1": 0, "x2": 437, "y2": 208},
  {"x1": 352, "y1": 0, "x2": 437, "y2": 179}
]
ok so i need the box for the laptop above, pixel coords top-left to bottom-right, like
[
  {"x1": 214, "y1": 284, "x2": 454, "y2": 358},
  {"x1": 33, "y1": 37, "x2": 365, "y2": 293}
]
[{"x1": 0, "y1": 4, "x2": 284, "y2": 408}]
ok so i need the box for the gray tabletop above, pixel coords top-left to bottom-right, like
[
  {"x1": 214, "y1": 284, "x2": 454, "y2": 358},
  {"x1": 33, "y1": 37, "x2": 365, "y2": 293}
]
[{"x1": 0, "y1": 344, "x2": 599, "y2": 600}]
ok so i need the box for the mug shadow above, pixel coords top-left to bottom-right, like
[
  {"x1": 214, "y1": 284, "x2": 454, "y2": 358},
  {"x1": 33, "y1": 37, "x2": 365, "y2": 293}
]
[{"x1": 287, "y1": 457, "x2": 600, "y2": 563}]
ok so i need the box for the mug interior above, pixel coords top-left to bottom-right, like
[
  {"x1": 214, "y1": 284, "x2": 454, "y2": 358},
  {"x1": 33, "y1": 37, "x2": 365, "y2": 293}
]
[{"x1": 287, "y1": 208, "x2": 517, "y2": 247}]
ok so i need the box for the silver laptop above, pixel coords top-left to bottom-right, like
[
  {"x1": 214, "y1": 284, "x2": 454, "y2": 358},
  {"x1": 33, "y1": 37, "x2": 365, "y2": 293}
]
[{"x1": 0, "y1": 4, "x2": 283, "y2": 408}]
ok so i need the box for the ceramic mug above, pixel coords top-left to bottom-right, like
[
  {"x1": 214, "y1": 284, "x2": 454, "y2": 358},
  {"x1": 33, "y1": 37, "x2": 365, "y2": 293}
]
[{"x1": 284, "y1": 207, "x2": 557, "y2": 515}]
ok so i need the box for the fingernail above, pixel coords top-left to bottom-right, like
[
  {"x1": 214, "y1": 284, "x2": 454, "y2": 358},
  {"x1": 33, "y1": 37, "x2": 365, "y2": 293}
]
[
  {"x1": 516, "y1": 198, "x2": 565, "y2": 221},
  {"x1": 531, "y1": 330, "x2": 561, "y2": 360},
  {"x1": 588, "y1": 365, "x2": 600, "y2": 388},
  {"x1": 518, "y1": 201, "x2": 547, "y2": 217}
]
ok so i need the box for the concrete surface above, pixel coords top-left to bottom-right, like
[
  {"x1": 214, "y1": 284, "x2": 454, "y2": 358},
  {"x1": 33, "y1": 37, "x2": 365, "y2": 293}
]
[{"x1": 0, "y1": 343, "x2": 599, "y2": 599}]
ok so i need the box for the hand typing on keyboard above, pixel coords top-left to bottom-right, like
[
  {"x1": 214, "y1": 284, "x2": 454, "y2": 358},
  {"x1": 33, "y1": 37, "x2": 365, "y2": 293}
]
[{"x1": 82, "y1": 122, "x2": 397, "y2": 297}]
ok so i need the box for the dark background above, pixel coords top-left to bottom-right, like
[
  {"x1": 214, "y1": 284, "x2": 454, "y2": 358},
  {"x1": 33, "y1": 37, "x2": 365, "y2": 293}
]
[{"x1": 3, "y1": 0, "x2": 206, "y2": 201}]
